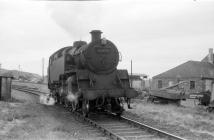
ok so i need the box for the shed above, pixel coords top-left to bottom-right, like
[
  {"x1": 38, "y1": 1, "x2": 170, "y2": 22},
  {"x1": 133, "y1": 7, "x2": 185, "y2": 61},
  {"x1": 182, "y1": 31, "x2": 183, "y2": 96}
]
[
  {"x1": 129, "y1": 74, "x2": 147, "y2": 90},
  {"x1": 152, "y1": 61, "x2": 214, "y2": 93},
  {"x1": 152, "y1": 48, "x2": 214, "y2": 102},
  {"x1": 0, "y1": 75, "x2": 13, "y2": 101}
]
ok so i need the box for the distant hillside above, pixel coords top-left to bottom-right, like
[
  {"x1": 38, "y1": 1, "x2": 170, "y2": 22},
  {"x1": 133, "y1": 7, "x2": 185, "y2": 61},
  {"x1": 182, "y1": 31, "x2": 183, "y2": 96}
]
[{"x1": 0, "y1": 69, "x2": 42, "y2": 82}]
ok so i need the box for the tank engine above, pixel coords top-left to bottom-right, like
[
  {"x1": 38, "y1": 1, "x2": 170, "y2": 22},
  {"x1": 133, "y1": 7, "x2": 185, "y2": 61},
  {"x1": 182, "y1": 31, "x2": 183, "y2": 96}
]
[{"x1": 48, "y1": 30, "x2": 138, "y2": 116}]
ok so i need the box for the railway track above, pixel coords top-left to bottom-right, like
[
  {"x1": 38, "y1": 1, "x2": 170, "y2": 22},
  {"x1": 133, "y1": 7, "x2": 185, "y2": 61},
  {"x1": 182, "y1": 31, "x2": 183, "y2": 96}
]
[
  {"x1": 74, "y1": 112, "x2": 186, "y2": 140},
  {"x1": 12, "y1": 85, "x2": 187, "y2": 140},
  {"x1": 12, "y1": 85, "x2": 48, "y2": 96}
]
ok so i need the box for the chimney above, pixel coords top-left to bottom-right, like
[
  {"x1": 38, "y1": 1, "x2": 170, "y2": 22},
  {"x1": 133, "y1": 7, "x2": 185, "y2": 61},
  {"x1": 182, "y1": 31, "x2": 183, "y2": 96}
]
[
  {"x1": 90, "y1": 30, "x2": 102, "y2": 42},
  {"x1": 208, "y1": 48, "x2": 213, "y2": 64}
]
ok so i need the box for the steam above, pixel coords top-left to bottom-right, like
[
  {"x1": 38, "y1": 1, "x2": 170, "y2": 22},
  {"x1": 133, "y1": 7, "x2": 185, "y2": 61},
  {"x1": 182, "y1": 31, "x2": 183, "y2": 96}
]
[
  {"x1": 39, "y1": 94, "x2": 55, "y2": 105},
  {"x1": 46, "y1": 2, "x2": 103, "y2": 39},
  {"x1": 66, "y1": 91, "x2": 80, "y2": 102},
  {"x1": 66, "y1": 92, "x2": 78, "y2": 102}
]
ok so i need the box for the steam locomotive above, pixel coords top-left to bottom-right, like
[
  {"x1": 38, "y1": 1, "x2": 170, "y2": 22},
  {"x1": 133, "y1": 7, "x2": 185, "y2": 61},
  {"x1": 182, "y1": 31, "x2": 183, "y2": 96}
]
[{"x1": 48, "y1": 30, "x2": 138, "y2": 116}]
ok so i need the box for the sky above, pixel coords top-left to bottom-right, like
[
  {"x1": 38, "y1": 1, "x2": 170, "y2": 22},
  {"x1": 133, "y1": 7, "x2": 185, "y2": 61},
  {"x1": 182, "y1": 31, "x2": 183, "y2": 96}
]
[{"x1": 0, "y1": 0, "x2": 214, "y2": 78}]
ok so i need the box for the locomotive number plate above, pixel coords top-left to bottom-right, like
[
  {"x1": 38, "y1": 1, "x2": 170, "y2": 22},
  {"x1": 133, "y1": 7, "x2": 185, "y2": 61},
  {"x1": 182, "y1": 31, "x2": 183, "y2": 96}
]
[{"x1": 96, "y1": 47, "x2": 110, "y2": 54}]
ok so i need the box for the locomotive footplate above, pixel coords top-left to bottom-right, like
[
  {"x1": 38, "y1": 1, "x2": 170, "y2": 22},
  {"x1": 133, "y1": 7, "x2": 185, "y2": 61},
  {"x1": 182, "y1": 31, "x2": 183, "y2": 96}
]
[{"x1": 82, "y1": 88, "x2": 138, "y2": 100}]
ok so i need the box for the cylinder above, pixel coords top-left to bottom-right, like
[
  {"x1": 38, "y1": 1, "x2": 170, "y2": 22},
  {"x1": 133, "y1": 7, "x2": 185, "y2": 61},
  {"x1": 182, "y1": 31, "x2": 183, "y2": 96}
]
[{"x1": 90, "y1": 30, "x2": 102, "y2": 42}]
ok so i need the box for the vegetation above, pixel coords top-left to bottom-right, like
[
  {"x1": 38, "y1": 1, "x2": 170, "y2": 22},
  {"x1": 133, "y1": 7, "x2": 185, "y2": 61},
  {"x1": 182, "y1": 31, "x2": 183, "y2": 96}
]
[
  {"x1": 0, "y1": 69, "x2": 42, "y2": 82},
  {"x1": 125, "y1": 100, "x2": 214, "y2": 140}
]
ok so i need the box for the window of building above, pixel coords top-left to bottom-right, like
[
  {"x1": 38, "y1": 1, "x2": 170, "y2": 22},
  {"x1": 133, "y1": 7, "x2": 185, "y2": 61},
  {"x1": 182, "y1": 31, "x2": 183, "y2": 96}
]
[
  {"x1": 158, "y1": 80, "x2": 162, "y2": 88},
  {"x1": 190, "y1": 81, "x2": 195, "y2": 89}
]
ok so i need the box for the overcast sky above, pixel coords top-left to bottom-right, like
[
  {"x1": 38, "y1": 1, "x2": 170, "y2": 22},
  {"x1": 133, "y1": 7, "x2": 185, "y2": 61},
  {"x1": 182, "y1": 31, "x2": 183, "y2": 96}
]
[{"x1": 0, "y1": 0, "x2": 214, "y2": 78}]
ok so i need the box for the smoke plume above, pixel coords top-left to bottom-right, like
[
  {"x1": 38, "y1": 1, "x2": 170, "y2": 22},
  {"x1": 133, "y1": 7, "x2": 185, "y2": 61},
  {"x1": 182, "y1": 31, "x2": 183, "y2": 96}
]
[{"x1": 46, "y1": 2, "x2": 103, "y2": 39}]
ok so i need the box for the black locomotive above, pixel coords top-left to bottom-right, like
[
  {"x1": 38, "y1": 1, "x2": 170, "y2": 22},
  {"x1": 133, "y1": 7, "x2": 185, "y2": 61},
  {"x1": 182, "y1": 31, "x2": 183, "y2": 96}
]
[{"x1": 48, "y1": 30, "x2": 138, "y2": 116}]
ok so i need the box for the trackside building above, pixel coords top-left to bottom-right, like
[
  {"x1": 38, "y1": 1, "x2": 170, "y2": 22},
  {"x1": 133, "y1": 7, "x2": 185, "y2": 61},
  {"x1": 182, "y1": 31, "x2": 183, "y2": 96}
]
[{"x1": 152, "y1": 48, "x2": 214, "y2": 101}]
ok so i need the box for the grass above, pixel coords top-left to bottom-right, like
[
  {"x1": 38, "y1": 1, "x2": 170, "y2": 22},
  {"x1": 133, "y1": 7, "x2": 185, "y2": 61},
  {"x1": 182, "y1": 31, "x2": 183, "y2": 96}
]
[
  {"x1": 125, "y1": 100, "x2": 214, "y2": 139},
  {"x1": 0, "y1": 101, "x2": 27, "y2": 137}
]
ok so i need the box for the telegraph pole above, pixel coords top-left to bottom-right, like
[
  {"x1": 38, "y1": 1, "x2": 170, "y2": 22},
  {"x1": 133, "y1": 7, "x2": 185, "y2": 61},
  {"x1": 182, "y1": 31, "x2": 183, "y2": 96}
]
[
  {"x1": 131, "y1": 60, "x2": 133, "y2": 88},
  {"x1": 18, "y1": 65, "x2": 21, "y2": 80},
  {"x1": 42, "y1": 57, "x2": 44, "y2": 82},
  {"x1": 0, "y1": 63, "x2": 1, "y2": 75}
]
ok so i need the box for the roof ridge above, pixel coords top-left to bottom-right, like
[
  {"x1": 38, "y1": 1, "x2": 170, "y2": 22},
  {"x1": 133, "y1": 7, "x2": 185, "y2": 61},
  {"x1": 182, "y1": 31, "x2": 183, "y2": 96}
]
[{"x1": 153, "y1": 60, "x2": 214, "y2": 79}]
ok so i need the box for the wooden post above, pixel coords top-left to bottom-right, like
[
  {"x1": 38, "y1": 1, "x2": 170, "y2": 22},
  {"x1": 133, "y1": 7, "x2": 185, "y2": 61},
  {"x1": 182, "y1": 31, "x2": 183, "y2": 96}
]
[
  {"x1": 211, "y1": 83, "x2": 214, "y2": 102},
  {"x1": 131, "y1": 60, "x2": 132, "y2": 88},
  {"x1": 0, "y1": 76, "x2": 12, "y2": 101},
  {"x1": 42, "y1": 57, "x2": 44, "y2": 82}
]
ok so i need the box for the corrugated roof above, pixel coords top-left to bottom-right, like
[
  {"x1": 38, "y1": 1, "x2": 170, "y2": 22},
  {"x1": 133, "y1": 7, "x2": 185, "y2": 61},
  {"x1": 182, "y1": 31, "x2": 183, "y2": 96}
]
[{"x1": 153, "y1": 61, "x2": 214, "y2": 79}]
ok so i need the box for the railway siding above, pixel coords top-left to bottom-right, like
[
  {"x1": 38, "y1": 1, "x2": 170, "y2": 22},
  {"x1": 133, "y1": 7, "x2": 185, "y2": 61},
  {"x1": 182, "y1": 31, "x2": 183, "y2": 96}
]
[
  {"x1": 11, "y1": 82, "x2": 214, "y2": 140},
  {"x1": 12, "y1": 85, "x2": 186, "y2": 140}
]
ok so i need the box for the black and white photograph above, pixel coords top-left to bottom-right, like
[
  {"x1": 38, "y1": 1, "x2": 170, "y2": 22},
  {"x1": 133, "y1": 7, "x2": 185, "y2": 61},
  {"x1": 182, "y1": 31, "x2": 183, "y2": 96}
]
[{"x1": 0, "y1": 0, "x2": 214, "y2": 139}]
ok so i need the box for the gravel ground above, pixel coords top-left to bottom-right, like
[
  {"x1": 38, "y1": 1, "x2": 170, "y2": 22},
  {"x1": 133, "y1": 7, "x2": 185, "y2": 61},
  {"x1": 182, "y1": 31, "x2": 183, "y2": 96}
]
[
  {"x1": 123, "y1": 99, "x2": 214, "y2": 140},
  {"x1": 0, "y1": 90, "x2": 110, "y2": 140}
]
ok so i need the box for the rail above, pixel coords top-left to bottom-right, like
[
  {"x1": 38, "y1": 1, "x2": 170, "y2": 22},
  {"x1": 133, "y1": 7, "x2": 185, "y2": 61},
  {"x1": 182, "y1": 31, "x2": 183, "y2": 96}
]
[{"x1": 120, "y1": 115, "x2": 186, "y2": 140}]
